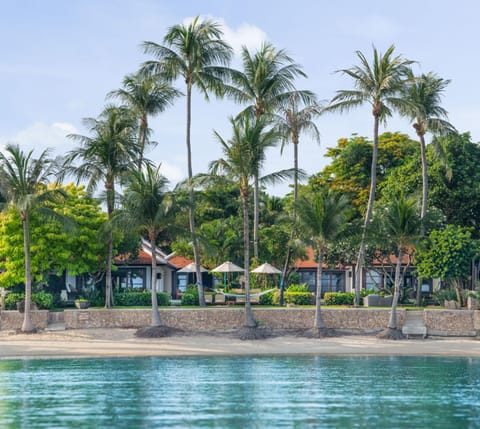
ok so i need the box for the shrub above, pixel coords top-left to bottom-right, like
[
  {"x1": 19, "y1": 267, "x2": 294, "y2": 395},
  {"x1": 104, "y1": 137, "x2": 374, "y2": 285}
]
[
  {"x1": 432, "y1": 288, "x2": 457, "y2": 306},
  {"x1": 273, "y1": 291, "x2": 313, "y2": 305},
  {"x1": 5, "y1": 292, "x2": 53, "y2": 310},
  {"x1": 324, "y1": 292, "x2": 355, "y2": 306},
  {"x1": 286, "y1": 283, "x2": 310, "y2": 293},
  {"x1": 114, "y1": 291, "x2": 170, "y2": 307},
  {"x1": 259, "y1": 289, "x2": 276, "y2": 305},
  {"x1": 181, "y1": 291, "x2": 199, "y2": 306}
]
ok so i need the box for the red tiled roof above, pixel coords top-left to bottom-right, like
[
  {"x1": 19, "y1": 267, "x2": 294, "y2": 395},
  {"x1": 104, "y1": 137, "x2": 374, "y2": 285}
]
[
  {"x1": 114, "y1": 250, "x2": 155, "y2": 265},
  {"x1": 294, "y1": 247, "x2": 318, "y2": 269},
  {"x1": 168, "y1": 255, "x2": 193, "y2": 269}
]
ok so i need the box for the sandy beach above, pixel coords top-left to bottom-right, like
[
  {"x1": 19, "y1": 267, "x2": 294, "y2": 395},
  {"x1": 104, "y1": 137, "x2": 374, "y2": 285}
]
[{"x1": 0, "y1": 329, "x2": 479, "y2": 359}]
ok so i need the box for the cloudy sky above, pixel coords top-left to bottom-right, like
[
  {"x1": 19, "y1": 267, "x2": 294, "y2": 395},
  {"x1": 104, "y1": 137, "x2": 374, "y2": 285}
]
[{"x1": 1, "y1": 0, "x2": 478, "y2": 195}]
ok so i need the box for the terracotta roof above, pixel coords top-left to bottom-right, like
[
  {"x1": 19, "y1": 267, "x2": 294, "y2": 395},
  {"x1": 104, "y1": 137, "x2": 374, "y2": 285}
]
[
  {"x1": 114, "y1": 250, "x2": 160, "y2": 265},
  {"x1": 168, "y1": 255, "x2": 193, "y2": 269},
  {"x1": 294, "y1": 247, "x2": 318, "y2": 269}
]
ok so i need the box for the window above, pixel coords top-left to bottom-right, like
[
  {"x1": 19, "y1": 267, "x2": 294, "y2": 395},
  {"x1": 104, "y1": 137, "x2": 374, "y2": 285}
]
[
  {"x1": 321, "y1": 271, "x2": 345, "y2": 293},
  {"x1": 114, "y1": 268, "x2": 147, "y2": 290}
]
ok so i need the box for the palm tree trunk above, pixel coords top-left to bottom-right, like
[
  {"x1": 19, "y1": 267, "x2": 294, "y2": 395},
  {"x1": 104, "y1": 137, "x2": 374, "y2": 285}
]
[
  {"x1": 21, "y1": 211, "x2": 34, "y2": 332},
  {"x1": 253, "y1": 173, "x2": 259, "y2": 259},
  {"x1": 138, "y1": 113, "x2": 148, "y2": 169},
  {"x1": 354, "y1": 113, "x2": 380, "y2": 305},
  {"x1": 185, "y1": 84, "x2": 205, "y2": 306},
  {"x1": 314, "y1": 248, "x2": 326, "y2": 330},
  {"x1": 388, "y1": 248, "x2": 403, "y2": 330},
  {"x1": 149, "y1": 232, "x2": 162, "y2": 326},
  {"x1": 280, "y1": 140, "x2": 299, "y2": 306},
  {"x1": 416, "y1": 132, "x2": 428, "y2": 306},
  {"x1": 105, "y1": 183, "x2": 115, "y2": 309},
  {"x1": 242, "y1": 186, "x2": 256, "y2": 328}
]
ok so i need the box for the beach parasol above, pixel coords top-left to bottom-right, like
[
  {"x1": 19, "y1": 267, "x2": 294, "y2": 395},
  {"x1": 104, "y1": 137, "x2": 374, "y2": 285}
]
[
  {"x1": 177, "y1": 263, "x2": 209, "y2": 273},
  {"x1": 251, "y1": 263, "x2": 282, "y2": 274},
  {"x1": 211, "y1": 261, "x2": 244, "y2": 287}
]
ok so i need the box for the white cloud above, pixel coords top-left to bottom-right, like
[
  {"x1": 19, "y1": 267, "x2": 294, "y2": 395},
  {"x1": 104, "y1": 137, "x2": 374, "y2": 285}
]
[
  {"x1": 182, "y1": 15, "x2": 267, "y2": 55},
  {"x1": 157, "y1": 160, "x2": 185, "y2": 185},
  {"x1": 0, "y1": 121, "x2": 79, "y2": 156}
]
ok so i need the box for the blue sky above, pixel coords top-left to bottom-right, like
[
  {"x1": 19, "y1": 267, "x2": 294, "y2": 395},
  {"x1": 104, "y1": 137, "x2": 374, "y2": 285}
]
[{"x1": 1, "y1": 0, "x2": 478, "y2": 195}]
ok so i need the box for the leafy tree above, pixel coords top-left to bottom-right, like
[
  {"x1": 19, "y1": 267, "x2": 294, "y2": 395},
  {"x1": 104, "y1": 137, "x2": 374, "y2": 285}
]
[
  {"x1": 210, "y1": 116, "x2": 279, "y2": 329},
  {"x1": 326, "y1": 45, "x2": 413, "y2": 305},
  {"x1": 225, "y1": 42, "x2": 316, "y2": 259},
  {"x1": 415, "y1": 225, "x2": 478, "y2": 305},
  {"x1": 0, "y1": 145, "x2": 64, "y2": 332},
  {"x1": 314, "y1": 132, "x2": 419, "y2": 215},
  {"x1": 296, "y1": 188, "x2": 350, "y2": 335},
  {"x1": 0, "y1": 184, "x2": 106, "y2": 288},
  {"x1": 108, "y1": 71, "x2": 181, "y2": 167},
  {"x1": 117, "y1": 164, "x2": 177, "y2": 327},
  {"x1": 373, "y1": 194, "x2": 421, "y2": 339},
  {"x1": 64, "y1": 105, "x2": 139, "y2": 308},
  {"x1": 142, "y1": 16, "x2": 233, "y2": 306}
]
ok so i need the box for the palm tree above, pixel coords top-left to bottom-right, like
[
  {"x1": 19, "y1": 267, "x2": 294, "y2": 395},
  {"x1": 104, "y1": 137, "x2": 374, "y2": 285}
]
[
  {"x1": 0, "y1": 144, "x2": 62, "y2": 332},
  {"x1": 108, "y1": 71, "x2": 181, "y2": 167},
  {"x1": 141, "y1": 16, "x2": 233, "y2": 306},
  {"x1": 226, "y1": 42, "x2": 316, "y2": 259},
  {"x1": 296, "y1": 189, "x2": 350, "y2": 336},
  {"x1": 119, "y1": 164, "x2": 175, "y2": 327},
  {"x1": 401, "y1": 71, "x2": 456, "y2": 222},
  {"x1": 326, "y1": 44, "x2": 413, "y2": 305},
  {"x1": 375, "y1": 194, "x2": 420, "y2": 339},
  {"x1": 64, "y1": 105, "x2": 139, "y2": 308},
  {"x1": 274, "y1": 93, "x2": 321, "y2": 303},
  {"x1": 210, "y1": 116, "x2": 279, "y2": 329}
]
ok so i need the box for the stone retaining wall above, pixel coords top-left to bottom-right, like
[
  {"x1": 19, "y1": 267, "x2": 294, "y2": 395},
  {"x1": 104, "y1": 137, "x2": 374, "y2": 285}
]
[
  {"x1": 0, "y1": 310, "x2": 49, "y2": 331},
  {"x1": 64, "y1": 308, "x2": 404, "y2": 332},
  {"x1": 424, "y1": 309, "x2": 477, "y2": 336}
]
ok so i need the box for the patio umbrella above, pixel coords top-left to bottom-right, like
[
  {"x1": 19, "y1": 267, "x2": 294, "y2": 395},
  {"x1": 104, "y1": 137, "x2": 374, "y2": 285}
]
[
  {"x1": 211, "y1": 261, "x2": 244, "y2": 287},
  {"x1": 251, "y1": 263, "x2": 282, "y2": 274},
  {"x1": 177, "y1": 263, "x2": 208, "y2": 273},
  {"x1": 251, "y1": 262, "x2": 282, "y2": 288}
]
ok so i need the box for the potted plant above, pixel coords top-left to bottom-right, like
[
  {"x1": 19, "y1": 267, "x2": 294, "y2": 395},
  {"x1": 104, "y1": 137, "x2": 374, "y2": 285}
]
[{"x1": 74, "y1": 298, "x2": 90, "y2": 309}]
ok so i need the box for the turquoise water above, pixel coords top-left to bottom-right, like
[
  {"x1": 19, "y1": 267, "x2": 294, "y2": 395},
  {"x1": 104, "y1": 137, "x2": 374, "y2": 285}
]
[{"x1": 0, "y1": 356, "x2": 479, "y2": 428}]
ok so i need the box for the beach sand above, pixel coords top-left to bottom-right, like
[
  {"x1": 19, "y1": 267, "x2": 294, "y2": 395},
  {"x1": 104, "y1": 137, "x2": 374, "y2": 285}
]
[{"x1": 0, "y1": 329, "x2": 479, "y2": 359}]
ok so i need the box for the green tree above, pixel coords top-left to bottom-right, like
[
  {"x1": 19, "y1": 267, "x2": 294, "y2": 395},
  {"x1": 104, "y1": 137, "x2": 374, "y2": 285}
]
[
  {"x1": 64, "y1": 105, "x2": 139, "y2": 308},
  {"x1": 296, "y1": 188, "x2": 350, "y2": 335},
  {"x1": 210, "y1": 116, "x2": 279, "y2": 329},
  {"x1": 108, "y1": 71, "x2": 180, "y2": 167},
  {"x1": 118, "y1": 164, "x2": 176, "y2": 327},
  {"x1": 415, "y1": 225, "x2": 478, "y2": 305},
  {"x1": 0, "y1": 145, "x2": 63, "y2": 332},
  {"x1": 326, "y1": 45, "x2": 413, "y2": 305},
  {"x1": 226, "y1": 42, "x2": 315, "y2": 259},
  {"x1": 142, "y1": 16, "x2": 233, "y2": 306},
  {"x1": 373, "y1": 194, "x2": 421, "y2": 339},
  {"x1": 0, "y1": 184, "x2": 106, "y2": 288}
]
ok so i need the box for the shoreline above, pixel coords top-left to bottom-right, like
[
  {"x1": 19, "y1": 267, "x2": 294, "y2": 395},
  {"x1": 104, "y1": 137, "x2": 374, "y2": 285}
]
[{"x1": 0, "y1": 329, "x2": 480, "y2": 359}]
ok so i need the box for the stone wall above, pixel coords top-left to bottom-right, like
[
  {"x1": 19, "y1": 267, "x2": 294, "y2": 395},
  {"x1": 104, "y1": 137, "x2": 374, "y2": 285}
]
[
  {"x1": 0, "y1": 310, "x2": 49, "y2": 331},
  {"x1": 424, "y1": 309, "x2": 476, "y2": 336},
  {"x1": 64, "y1": 308, "x2": 403, "y2": 332}
]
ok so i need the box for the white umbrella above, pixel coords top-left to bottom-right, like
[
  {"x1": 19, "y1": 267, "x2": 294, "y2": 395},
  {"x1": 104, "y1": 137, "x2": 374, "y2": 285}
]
[
  {"x1": 211, "y1": 261, "x2": 244, "y2": 273},
  {"x1": 251, "y1": 263, "x2": 282, "y2": 274},
  {"x1": 177, "y1": 262, "x2": 208, "y2": 273}
]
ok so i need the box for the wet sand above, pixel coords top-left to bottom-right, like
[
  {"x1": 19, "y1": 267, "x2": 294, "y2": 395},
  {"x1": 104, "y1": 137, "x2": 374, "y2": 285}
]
[{"x1": 0, "y1": 329, "x2": 479, "y2": 359}]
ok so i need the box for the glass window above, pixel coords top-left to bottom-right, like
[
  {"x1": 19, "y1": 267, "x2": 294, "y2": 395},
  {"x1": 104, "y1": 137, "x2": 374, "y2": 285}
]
[
  {"x1": 114, "y1": 268, "x2": 146, "y2": 290},
  {"x1": 365, "y1": 269, "x2": 383, "y2": 291}
]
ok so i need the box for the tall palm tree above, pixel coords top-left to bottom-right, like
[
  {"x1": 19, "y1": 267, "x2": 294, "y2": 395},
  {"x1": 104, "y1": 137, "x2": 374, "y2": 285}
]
[
  {"x1": 64, "y1": 105, "x2": 139, "y2": 308},
  {"x1": 401, "y1": 71, "x2": 456, "y2": 222},
  {"x1": 226, "y1": 42, "x2": 316, "y2": 259},
  {"x1": 141, "y1": 16, "x2": 233, "y2": 306},
  {"x1": 326, "y1": 44, "x2": 413, "y2": 305},
  {"x1": 296, "y1": 189, "x2": 350, "y2": 336},
  {"x1": 274, "y1": 93, "x2": 321, "y2": 303},
  {"x1": 375, "y1": 194, "x2": 420, "y2": 339},
  {"x1": 119, "y1": 164, "x2": 175, "y2": 327},
  {"x1": 0, "y1": 144, "x2": 62, "y2": 332},
  {"x1": 210, "y1": 116, "x2": 279, "y2": 329},
  {"x1": 108, "y1": 72, "x2": 181, "y2": 167}
]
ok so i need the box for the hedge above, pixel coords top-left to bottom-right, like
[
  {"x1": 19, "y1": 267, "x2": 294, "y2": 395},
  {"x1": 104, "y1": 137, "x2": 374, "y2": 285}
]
[
  {"x1": 5, "y1": 292, "x2": 54, "y2": 310},
  {"x1": 273, "y1": 291, "x2": 314, "y2": 305},
  {"x1": 324, "y1": 292, "x2": 355, "y2": 306},
  {"x1": 114, "y1": 291, "x2": 170, "y2": 307}
]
